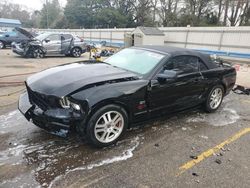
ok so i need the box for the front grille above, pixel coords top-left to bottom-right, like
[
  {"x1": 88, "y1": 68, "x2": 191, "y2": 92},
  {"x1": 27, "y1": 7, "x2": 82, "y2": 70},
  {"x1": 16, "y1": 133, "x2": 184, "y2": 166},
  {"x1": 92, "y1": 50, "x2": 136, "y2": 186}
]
[{"x1": 26, "y1": 84, "x2": 59, "y2": 110}]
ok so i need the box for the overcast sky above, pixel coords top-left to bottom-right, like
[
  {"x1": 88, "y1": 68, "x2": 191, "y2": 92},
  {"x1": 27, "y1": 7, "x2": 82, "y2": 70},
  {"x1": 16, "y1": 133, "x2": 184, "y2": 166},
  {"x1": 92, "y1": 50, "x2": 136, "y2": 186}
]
[{"x1": 11, "y1": 0, "x2": 67, "y2": 10}]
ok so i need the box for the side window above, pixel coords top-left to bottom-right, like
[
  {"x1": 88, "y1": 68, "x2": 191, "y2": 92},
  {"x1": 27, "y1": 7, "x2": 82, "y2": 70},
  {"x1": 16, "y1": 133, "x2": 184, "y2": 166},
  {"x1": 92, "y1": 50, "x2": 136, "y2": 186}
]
[
  {"x1": 199, "y1": 59, "x2": 208, "y2": 71},
  {"x1": 5, "y1": 32, "x2": 17, "y2": 37},
  {"x1": 63, "y1": 34, "x2": 73, "y2": 40},
  {"x1": 164, "y1": 56, "x2": 199, "y2": 74},
  {"x1": 10, "y1": 32, "x2": 18, "y2": 36},
  {"x1": 47, "y1": 34, "x2": 60, "y2": 41}
]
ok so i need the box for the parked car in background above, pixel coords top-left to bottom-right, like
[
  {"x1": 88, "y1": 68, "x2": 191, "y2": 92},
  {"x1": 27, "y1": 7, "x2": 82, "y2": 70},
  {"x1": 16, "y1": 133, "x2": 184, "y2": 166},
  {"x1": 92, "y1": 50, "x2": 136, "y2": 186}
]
[
  {"x1": 12, "y1": 28, "x2": 86, "y2": 58},
  {"x1": 0, "y1": 28, "x2": 33, "y2": 49},
  {"x1": 18, "y1": 46, "x2": 236, "y2": 147}
]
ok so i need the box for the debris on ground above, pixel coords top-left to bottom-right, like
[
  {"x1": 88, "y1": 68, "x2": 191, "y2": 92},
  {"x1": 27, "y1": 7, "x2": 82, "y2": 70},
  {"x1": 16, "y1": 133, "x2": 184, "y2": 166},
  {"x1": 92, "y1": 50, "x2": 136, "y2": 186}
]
[
  {"x1": 190, "y1": 155, "x2": 198, "y2": 159},
  {"x1": 216, "y1": 152, "x2": 223, "y2": 156},
  {"x1": 182, "y1": 127, "x2": 187, "y2": 131},
  {"x1": 233, "y1": 85, "x2": 250, "y2": 95},
  {"x1": 215, "y1": 159, "x2": 222, "y2": 164},
  {"x1": 100, "y1": 49, "x2": 115, "y2": 57},
  {"x1": 221, "y1": 147, "x2": 226, "y2": 151},
  {"x1": 199, "y1": 135, "x2": 208, "y2": 139},
  {"x1": 154, "y1": 143, "x2": 159, "y2": 147},
  {"x1": 195, "y1": 179, "x2": 200, "y2": 183},
  {"x1": 152, "y1": 127, "x2": 157, "y2": 131},
  {"x1": 192, "y1": 172, "x2": 199, "y2": 176}
]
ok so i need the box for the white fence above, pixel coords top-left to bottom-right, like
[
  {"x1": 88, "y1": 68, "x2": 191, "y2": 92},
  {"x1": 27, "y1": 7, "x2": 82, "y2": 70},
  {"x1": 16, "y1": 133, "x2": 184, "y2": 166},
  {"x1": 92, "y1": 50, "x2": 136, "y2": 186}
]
[{"x1": 36, "y1": 26, "x2": 250, "y2": 59}]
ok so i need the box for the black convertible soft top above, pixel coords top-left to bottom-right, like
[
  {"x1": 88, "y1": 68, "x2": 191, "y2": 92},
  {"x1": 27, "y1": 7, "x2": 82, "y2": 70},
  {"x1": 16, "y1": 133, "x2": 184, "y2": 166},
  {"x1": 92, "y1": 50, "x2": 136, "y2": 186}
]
[{"x1": 134, "y1": 45, "x2": 217, "y2": 69}]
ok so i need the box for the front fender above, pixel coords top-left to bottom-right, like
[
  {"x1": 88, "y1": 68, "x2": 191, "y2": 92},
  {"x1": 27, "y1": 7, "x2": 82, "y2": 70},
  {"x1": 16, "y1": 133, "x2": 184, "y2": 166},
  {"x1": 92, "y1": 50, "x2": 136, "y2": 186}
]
[
  {"x1": 71, "y1": 84, "x2": 128, "y2": 112},
  {"x1": 70, "y1": 80, "x2": 149, "y2": 122}
]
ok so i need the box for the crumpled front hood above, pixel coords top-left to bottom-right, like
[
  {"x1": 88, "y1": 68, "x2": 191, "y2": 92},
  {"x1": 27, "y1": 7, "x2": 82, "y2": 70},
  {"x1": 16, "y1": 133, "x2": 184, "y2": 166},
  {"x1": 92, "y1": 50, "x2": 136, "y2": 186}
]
[
  {"x1": 15, "y1": 27, "x2": 34, "y2": 39},
  {"x1": 26, "y1": 62, "x2": 138, "y2": 97}
]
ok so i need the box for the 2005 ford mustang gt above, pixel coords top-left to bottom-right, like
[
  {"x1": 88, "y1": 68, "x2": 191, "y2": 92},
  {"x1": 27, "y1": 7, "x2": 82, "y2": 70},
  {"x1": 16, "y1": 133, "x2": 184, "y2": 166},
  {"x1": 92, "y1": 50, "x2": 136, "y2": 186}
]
[{"x1": 19, "y1": 46, "x2": 236, "y2": 147}]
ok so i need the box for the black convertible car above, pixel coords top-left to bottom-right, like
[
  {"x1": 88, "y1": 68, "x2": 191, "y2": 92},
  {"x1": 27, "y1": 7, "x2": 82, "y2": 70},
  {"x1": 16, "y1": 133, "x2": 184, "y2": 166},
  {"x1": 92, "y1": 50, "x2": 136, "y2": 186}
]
[{"x1": 19, "y1": 46, "x2": 236, "y2": 147}]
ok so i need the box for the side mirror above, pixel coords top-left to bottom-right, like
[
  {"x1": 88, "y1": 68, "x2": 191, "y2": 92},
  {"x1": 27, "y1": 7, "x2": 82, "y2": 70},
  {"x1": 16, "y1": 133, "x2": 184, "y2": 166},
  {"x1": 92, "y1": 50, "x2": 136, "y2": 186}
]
[
  {"x1": 5, "y1": 34, "x2": 10, "y2": 37},
  {"x1": 44, "y1": 39, "x2": 50, "y2": 43},
  {"x1": 157, "y1": 70, "x2": 177, "y2": 83}
]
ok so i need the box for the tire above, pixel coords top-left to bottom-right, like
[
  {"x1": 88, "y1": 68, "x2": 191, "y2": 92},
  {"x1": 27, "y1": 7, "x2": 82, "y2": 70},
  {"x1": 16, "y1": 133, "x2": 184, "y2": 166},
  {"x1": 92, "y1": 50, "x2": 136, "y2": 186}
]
[
  {"x1": 32, "y1": 47, "x2": 45, "y2": 58},
  {"x1": 71, "y1": 47, "x2": 82, "y2": 57},
  {"x1": 205, "y1": 85, "x2": 224, "y2": 113},
  {"x1": 86, "y1": 46, "x2": 91, "y2": 52},
  {"x1": 0, "y1": 41, "x2": 5, "y2": 49},
  {"x1": 84, "y1": 104, "x2": 128, "y2": 147}
]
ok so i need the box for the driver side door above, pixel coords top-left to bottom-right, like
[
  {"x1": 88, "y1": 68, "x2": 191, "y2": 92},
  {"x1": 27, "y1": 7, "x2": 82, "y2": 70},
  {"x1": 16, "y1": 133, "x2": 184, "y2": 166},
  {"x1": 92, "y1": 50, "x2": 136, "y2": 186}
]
[
  {"x1": 43, "y1": 34, "x2": 61, "y2": 54},
  {"x1": 148, "y1": 55, "x2": 206, "y2": 117},
  {"x1": 61, "y1": 34, "x2": 73, "y2": 54}
]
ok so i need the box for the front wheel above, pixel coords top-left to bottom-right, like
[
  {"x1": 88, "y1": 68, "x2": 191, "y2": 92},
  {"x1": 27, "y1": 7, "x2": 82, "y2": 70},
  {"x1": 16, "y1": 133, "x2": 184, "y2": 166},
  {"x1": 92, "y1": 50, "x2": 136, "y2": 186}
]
[
  {"x1": 32, "y1": 47, "x2": 45, "y2": 58},
  {"x1": 205, "y1": 85, "x2": 224, "y2": 113},
  {"x1": 85, "y1": 105, "x2": 128, "y2": 147}
]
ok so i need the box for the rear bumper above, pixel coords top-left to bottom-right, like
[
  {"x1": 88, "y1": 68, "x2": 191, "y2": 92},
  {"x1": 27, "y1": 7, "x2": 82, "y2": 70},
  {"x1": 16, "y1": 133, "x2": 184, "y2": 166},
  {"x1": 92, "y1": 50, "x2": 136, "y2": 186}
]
[{"x1": 18, "y1": 92, "x2": 84, "y2": 137}]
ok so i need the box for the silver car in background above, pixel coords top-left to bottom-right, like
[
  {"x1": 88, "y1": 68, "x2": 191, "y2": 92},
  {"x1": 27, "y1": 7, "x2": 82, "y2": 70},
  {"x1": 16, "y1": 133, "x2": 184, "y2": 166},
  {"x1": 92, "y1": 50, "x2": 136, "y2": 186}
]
[{"x1": 12, "y1": 28, "x2": 86, "y2": 58}]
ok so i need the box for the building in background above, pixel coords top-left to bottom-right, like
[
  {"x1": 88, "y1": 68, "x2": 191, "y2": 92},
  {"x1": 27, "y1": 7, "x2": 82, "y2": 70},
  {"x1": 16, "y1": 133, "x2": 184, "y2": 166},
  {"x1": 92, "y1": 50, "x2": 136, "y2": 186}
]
[
  {"x1": 125, "y1": 27, "x2": 165, "y2": 47},
  {"x1": 0, "y1": 18, "x2": 22, "y2": 31}
]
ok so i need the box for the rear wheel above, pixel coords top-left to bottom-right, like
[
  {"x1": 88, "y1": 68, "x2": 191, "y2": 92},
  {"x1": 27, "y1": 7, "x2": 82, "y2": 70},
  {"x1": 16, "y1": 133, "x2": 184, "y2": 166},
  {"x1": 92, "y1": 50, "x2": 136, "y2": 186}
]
[
  {"x1": 71, "y1": 47, "x2": 82, "y2": 57},
  {"x1": 85, "y1": 105, "x2": 128, "y2": 147},
  {"x1": 205, "y1": 85, "x2": 224, "y2": 113},
  {"x1": 0, "y1": 41, "x2": 5, "y2": 49}
]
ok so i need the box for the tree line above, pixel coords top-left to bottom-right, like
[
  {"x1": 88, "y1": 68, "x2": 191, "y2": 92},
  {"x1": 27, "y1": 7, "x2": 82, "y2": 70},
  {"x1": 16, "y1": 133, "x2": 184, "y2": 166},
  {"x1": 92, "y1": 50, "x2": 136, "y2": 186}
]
[{"x1": 1, "y1": 0, "x2": 250, "y2": 29}]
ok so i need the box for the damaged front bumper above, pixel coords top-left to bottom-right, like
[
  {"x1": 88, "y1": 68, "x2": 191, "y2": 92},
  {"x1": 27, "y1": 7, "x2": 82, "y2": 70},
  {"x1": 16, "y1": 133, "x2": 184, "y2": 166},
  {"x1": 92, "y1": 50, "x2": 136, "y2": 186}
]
[
  {"x1": 12, "y1": 43, "x2": 25, "y2": 56},
  {"x1": 18, "y1": 92, "x2": 84, "y2": 137}
]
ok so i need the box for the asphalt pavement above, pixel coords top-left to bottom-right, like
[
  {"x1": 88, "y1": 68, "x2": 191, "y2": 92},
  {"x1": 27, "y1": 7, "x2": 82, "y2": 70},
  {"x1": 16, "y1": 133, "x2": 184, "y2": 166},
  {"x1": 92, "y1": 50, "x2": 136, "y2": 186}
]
[{"x1": 0, "y1": 93, "x2": 250, "y2": 188}]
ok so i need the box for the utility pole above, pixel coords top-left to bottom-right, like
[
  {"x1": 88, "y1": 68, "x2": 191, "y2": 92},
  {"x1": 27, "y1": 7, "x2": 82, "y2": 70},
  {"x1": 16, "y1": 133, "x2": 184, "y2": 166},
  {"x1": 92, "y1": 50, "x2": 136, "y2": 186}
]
[{"x1": 46, "y1": 0, "x2": 49, "y2": 28}]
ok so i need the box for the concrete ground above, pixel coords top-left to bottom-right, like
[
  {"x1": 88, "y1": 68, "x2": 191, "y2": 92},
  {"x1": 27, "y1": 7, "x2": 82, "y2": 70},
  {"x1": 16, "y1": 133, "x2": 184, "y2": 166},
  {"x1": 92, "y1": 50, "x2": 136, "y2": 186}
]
[{"x1": 0, "y1": 49, "x2": 250, "y2": 188}]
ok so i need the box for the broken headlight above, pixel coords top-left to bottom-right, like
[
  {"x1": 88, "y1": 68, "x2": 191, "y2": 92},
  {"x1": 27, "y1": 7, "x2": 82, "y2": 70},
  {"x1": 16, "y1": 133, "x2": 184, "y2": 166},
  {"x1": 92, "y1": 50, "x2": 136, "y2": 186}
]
[
  {"x1": 71, "y1": 102, "x2": 81, "y2": 111},
  {"x1": 60, "y1": 97, "x2": 81, "y2": 111},
  {"x1": 60, "y1": 97, "x2": 71, "y2": 109}
]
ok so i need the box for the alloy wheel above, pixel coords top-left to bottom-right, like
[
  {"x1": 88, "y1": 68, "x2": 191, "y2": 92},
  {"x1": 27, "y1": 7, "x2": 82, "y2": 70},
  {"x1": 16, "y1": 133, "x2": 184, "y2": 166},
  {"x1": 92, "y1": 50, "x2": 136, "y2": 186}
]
[
  {"x1": 72, "y1": 48, "x2": 81, "y2": 57},
  {"x1": 209, "y1": 88, "x2": 223, "y2": 109},
  {"x1": 33, "y1": 48, "x2": 44, "y2": 58},
  {"x1": 94, "y1": 111, "x2": 124, "y2": 143}
]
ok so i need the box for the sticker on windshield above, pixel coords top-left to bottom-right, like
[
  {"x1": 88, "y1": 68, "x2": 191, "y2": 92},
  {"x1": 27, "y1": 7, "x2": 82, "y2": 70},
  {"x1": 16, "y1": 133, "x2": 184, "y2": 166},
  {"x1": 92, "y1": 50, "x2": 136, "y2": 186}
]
[{"x1": 147, "y1": 53, "x2": 164, "y2": 60}]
